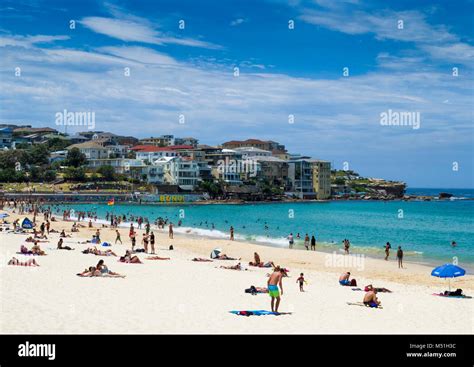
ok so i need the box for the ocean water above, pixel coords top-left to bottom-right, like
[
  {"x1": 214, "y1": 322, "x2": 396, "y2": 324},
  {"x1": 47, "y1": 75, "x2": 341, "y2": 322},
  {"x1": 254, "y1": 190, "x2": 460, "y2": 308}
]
[{"x1": 50, "y1": 189, "x2": 474, "y2": 268}]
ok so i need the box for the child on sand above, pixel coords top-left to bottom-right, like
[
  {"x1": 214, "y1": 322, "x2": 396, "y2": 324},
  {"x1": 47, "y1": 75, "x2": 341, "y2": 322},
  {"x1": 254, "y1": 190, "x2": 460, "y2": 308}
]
[
  {"x1": 115, "y1": 230, "x2": 122, "y2": 244},
  {"x1": 296, "y1": 273, "x2": 306, "y2": 292}
]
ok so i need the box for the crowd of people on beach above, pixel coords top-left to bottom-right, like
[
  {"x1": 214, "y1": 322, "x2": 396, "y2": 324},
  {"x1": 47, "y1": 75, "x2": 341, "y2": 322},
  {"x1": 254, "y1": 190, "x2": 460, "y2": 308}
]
[{"x1": 1, "y1": 198, "x2": 463, "y2": 316}]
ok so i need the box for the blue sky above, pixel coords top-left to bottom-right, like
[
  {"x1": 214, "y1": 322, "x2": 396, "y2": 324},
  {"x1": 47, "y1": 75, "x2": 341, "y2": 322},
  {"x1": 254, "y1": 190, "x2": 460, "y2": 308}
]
[{"x1": 0, "y1": 0, "x2": 473, "y2": 188}]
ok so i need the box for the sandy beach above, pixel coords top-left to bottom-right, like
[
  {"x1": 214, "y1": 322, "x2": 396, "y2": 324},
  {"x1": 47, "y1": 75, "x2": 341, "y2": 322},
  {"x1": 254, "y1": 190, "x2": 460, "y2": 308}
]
[{"x1": 0, "y1": 211, "x2": 472, "y2": 334}]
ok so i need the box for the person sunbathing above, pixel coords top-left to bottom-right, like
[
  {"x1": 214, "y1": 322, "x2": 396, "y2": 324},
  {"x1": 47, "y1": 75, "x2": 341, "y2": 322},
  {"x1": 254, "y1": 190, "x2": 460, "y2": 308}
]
[
  {"x1": 20, "y1": 244, "x2": 33, "y2": 254},
  {"x1": 33, "y1": 230, "x2": 48, "y2": 240},
  {"x1": 31, "y1": 242, "x2": 46, "y2": 256},
  {"x1": 146, "y1": 256, "x2": 170, "y2": 260},
  {"x1": 220, "y1": 262, "x2": 246, "y2": 271},
  {"x1": 245, "y1": 285, "x2": 269, "y2": 294},
  {"x1": 60, "y1": 230, "x2": 72, "y2": 238},
  {"x1": 77, "y1": 266, "x2": 101, "y2": 277},
  {"x1": 339, "y1": 272, "x2": 355, "y2": 286},
  {"x1": 96, "y1": 260, "x2": 125, "y2": 277},
  {"x1": 365, "y1": 284, "x2": 392, "y2": 293},
  {"x1": 215, "y1": 254, "x2": 238, "y2": 260},
  {"x1": 71, "y1": 223, "x2": 79, "y2": 232},
  {"x1": 249, "y1": 260, "x2": 274, "y2": 268},
  {"x1": 8, "y1": 257, "x2": 40, "y2": 266},
  {"x1": 25, "y1": 236, "x2": 48, "y2": 243},
  {"x1": 192, "y1": 258, "x2": 213, "y2": 262},
  {"x1": 57, "y1": 238, "x2": 74, "y2": 251},
  {"x1": 363, "y1": 289, "x2": 381, "y2": 308},
  {"x1": 119, "y1": 250, "x2": 142, "y2": 263},
  {"x1": 82, "y1": 247, "x2": 117, "y2": 256}
]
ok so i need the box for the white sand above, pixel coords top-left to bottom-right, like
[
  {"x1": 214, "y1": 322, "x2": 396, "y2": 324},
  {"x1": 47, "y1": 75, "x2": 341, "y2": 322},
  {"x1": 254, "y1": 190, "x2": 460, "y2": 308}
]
[{"x1": 0, "y1": 213, "x2": 473, "y2": 334}]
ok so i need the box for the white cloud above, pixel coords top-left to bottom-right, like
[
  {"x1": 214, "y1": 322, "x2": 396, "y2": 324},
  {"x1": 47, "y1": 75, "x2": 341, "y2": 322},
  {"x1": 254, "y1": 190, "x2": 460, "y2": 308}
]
[
  {"x1": 0, "y1": 34, "x2": 69, "y2": 47},
  {"x1": 230, "y1": 18, "x2": 247, "y2": 26},
  {"x1": 79, "y1": 16, "x2": 221, "y2": 49}
]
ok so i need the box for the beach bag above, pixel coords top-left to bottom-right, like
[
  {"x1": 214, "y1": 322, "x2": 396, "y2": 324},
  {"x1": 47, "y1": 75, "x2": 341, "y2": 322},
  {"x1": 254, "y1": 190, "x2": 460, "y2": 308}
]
[
  {"x1": 350, "y1": 279, "x2": 357, "y2": 287},
  {"x1": 245, "y1": 286, "x2": 258, "y2": 295},
  {"x1": 169, "y1": 245, "x2": 174, "y2": 250}
]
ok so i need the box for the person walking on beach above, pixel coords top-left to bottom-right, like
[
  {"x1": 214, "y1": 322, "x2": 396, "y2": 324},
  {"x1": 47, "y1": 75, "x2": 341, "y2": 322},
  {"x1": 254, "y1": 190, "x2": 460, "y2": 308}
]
[
  {"x1": 169, "y1": 223, "x2": 174, "y2": 239},
  {"x1": 115, "y1": 230, "x2": 122, "y2": 244},
  {"x1": 268, "y1": 267, "x2": 285, "y2": 313},
  {"x1": 131, "y1": 234, "x2": 136, "y2": 252},
  {"x1": 384, "y1": 242, "x2": 391, "y2": 260},
  {"x1": 288, "y1": 233, "x2": 294, "y2": 249},
  {"x1": 230, "y1": 226, "x2": 234, "y2": 241},
  {"x1": 311, "y1": 235, "x2": 316, "y2": 251},
  {"x1": 397, "y1": 246, "x2": 404, "y2": 269},
  {"x1": 304, "y1": 234, "x2": 310, "y2": 250}
]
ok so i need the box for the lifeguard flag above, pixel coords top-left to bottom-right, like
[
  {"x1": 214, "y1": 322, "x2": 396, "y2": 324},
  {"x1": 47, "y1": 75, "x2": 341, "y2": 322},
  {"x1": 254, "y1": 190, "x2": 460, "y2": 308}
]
[{"x1": 107, "y1": 198, "x2": 115, "y2": 206}]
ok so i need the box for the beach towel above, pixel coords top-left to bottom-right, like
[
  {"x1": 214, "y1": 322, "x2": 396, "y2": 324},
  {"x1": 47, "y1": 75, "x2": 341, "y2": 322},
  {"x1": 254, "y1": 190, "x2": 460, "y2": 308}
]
[
  {"x1": 346, "y1": 302, "x2": 383, "y2": 309},
  {"x1": 432, "y1": 293, "x2": 472, "y2": 299},
  {"x1": 229, "y1": 310, "x2": 279, "y2": 316}
]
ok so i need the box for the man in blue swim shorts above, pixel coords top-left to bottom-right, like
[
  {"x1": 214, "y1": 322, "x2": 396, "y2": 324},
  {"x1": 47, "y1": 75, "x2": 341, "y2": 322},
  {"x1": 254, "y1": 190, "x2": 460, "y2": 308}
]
[{"x1": 267, "y1": 266, "x2": 285, "y2": 313}]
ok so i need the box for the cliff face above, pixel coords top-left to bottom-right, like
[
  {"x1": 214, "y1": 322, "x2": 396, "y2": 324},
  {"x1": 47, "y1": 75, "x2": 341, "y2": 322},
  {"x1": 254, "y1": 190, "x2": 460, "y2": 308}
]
[
  {"x1": 331, "y1": 170, "x2": 406, "y2": 199},
  {"x1": 366, "y1": 183, "x2": 406, "y2": 198}
]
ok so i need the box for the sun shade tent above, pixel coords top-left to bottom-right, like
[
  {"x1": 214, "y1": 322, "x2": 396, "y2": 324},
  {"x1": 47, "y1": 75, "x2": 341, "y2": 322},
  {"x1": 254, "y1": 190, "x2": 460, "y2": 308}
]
[
  {"x1": 210, "y1": 248, "x2": 222, "y2": 259},
  {"x1": 431, "y1": 264, "x2": 466, "y2": 292},
  {"x1": 21, "y1": 217, "x2": 34, "y2": 229}
]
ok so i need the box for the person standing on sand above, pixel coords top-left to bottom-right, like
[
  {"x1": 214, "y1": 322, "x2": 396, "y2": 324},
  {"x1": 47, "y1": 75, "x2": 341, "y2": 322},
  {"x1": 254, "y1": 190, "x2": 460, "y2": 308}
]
[
  {"x1": 397, "y1": 246, "x2": 404, "y2": 268},
  {"x1": 384, "y1": 242, "x2": 391, "y2": 260},
  {"x1": 311, "y1": 235, "x2": 316, "y2": 251},
  {"x1": 343, "y1": 239, "x2": 350, "y2": 254},
  {"x1": 150, "y1": 232, "x2": 155, "y2": 254},
  {"x1": 268, "y1": 267, "x2": 285, "y2": 313},
  {"x1": 142, "y1": 233, "x2": 149, "y2": 253},
  {"x1": 115, "y1": 230, "x2": 122, "y2": 244},
  {"x1": 230, "y1": 226, "x2": 234, "y2": 241},
  {"x1": 288, "y1": 233, "x2": 294, "y2": 249},
  {"x1": 169, "y1": 223, "x2": 174, "y2": 239},
  {"x1": 304, "y1": 234, "x2": 310, "y2": 250}
]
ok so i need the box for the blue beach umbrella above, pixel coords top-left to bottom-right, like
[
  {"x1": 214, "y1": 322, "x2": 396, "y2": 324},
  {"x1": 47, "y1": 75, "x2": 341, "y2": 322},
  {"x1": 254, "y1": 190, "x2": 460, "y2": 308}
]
[{"x1": 431, "y1": 264, "x2": 466, "y2": 291}]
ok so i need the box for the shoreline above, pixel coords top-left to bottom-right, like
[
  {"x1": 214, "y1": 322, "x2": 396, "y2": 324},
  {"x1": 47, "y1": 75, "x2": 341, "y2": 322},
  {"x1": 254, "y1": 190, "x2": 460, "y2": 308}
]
[{"x1": 22, "y1": 200, "x2": 474, "y2": 270}]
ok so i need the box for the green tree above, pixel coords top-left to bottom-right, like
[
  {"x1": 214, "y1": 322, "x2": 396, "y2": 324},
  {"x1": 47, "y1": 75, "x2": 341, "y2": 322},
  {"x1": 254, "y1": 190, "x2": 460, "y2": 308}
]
[
  {"x1": 28, "y1": 144, "x2": 50, "y2": 165},
  {"x1": 47, "y1": 137, "x2": 70, "y2": 152},
  {"x1": 65, "y1": 148, "x2": 87, "y2": 168},
  {"x1": 64, "y1": 166, "x2": 86, "y2": 182},
  {"x1": 97, "y1": 165, "x2": 116, "y2": 181}
]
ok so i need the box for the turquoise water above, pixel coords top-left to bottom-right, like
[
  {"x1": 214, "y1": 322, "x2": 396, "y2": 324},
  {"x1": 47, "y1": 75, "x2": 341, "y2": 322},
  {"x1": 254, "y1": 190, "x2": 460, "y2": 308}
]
[{"x1": 50, "y1": 195, "x2": 474, "y2": 267}]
